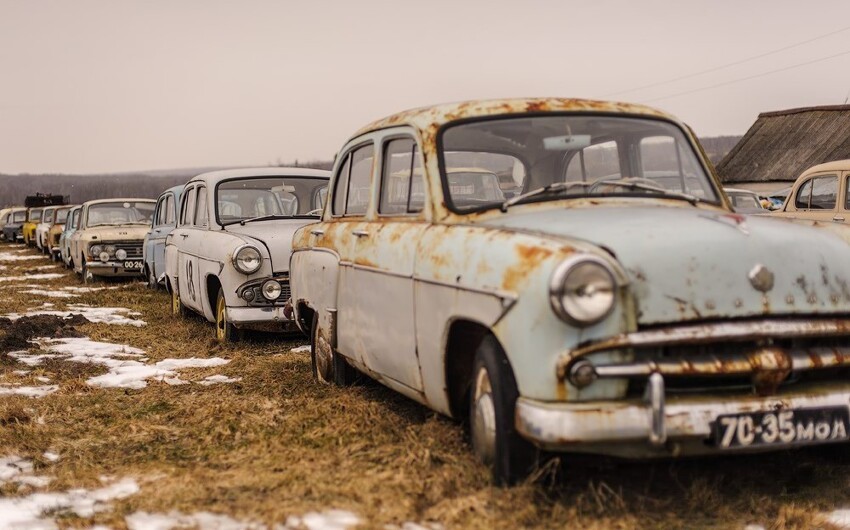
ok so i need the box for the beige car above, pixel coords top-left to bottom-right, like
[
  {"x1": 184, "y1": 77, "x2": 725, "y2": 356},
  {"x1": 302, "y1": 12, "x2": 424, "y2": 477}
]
[
  {"x1": 773, "y1": 159, "x2": 850, "y2": 223},
  {"x1": 70, "y1": 198, "x2": 156, "y2": 282}
]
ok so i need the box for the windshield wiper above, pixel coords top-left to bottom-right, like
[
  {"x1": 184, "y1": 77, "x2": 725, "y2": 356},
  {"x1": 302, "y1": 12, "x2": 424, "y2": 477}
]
[
  {"x1": 595, "y1": 178, "x2": 701, "y2": 205},
  {"x1": 221, "y1": 214, "x2": 292, "y2": 227},
  {"x1": 500, "y1": 181, "x2": 594, "y2": 211}
]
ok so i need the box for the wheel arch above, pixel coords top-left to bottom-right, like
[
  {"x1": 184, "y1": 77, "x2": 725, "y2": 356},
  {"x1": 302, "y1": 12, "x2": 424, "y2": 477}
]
[{"x1": 444, "y1": 318, "x2": 503, "y2": 420}]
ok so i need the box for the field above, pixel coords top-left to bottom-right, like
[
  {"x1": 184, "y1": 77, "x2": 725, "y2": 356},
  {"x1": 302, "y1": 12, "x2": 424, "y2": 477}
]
[{"x1": 1, "y1": 244, "x2": 850, "y2": 530}]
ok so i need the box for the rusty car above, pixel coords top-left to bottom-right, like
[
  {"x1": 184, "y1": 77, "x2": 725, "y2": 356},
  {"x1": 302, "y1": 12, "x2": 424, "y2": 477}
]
[
  {"x1": 22, "y1": 207, "x2": 43, "y2": 246},
  {"x1": 289, "y1": 98, "x2": 850, "y2": 484},
  {"x1": 34, "y1": 205, "x2": 59, "y2": 253},
  {"x1": 59, "y1": 205, "x2": 82, "y2": 267},
  {"x1": 772, "y1": 159, "x2": 850, "y2": 224},
  {"x1": 46, "y1": 205, "x2": 75, "y2": 261},
  {"x1": 69, "y1": 198, "x2": 156, "y2": 282},
  {"x1": 723, "y1": 187, "x2": 767, "y2": 215},
  {"x1": 164, "y1": 168, "x2": 330, "y2": 341},
  {"x1": 1, "y1": 208, "x2": 27, "y2": 242}
]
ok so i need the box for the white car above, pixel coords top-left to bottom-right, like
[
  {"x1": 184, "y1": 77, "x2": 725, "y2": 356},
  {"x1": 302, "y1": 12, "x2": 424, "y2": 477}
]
[
  {"x1": 35, "y1": 206, "x2": 58, "y2": 253},
  {"x1": 165, "y1": 168, "x2": 330, "y2": 341}
]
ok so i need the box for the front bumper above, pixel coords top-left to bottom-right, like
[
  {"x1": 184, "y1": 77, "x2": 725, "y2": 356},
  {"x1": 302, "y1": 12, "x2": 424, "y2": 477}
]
[
  {"x1": 86, "y1": 261, "x2": 143, "y2": 277},
  {"x1": 227, "y1": 305, "x2": 299, "y2": 333},
  {"x1": 516, "y1": 380, "x2": 850, "y2": 458}
]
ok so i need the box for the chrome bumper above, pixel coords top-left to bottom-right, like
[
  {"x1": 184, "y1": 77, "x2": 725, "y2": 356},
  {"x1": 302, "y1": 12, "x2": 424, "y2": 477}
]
[
  {"x1": 86, "y1": 261, "x2": 142, "y2": 277},
  {"x1": 515, "y1": 380, "x2": 850, "y2": 457},
  {"x1": 227, "y1": 305, "x2": 299, "y2": 332}
]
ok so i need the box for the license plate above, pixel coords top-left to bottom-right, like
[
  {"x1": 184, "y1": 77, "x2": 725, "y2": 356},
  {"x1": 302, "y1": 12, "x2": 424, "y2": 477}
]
[
  {"x1": 713, "y1": 407, "x2": 849, "y2": 449},
  {"x1": 123, "y1": 260, "x2": 143, "y2": 270}
]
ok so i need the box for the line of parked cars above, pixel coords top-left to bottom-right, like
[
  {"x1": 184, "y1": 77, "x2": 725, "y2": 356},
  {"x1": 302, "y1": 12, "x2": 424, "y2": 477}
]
[{"x1": 5, "y1": 98, "x2": 850, "y2": 486}]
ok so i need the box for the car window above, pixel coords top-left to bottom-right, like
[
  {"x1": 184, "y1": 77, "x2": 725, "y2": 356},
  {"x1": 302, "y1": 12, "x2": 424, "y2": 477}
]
[
  {"x1": 28, "y1": 209, "x2": 42, "y2": 222},
  {"x1": 380, "y1": 137, "x2": 424, "y2": 215},
  {"x1": 165, "y1": 195, "x2": 175, "y2": 224},
  {"x1": 195, "y1": 186, "x2": 208, "y2": 227},
  {"x1": 155, "y1": 197, "x2": 167, "y2": 227},
  {"x1": 43, "y1": 209, "x2": 55, "y2": 224},
  {"x1": 86, "y1": 202, "x2": 155, "y2": 227},
  {"x1": 728, "y1": 192, "x2": 761, "y2": 209},
  {"x1": 55, "y1": 209, "x2": 69, "y2": 224},
  {"x1": 796, "y1": 175, "x2": 836, "y2": 210},
  {"x1": 795, "y1": 179, "x2": 813, "y2": 209},
  {"x1": 181, "y1": 187, "x2": 196, "y2": 226},
  {"x1": 566, "y1": 140, "x2": 621, "y2": 182},
  {"x1": 68, "y1": 210, "x2": 79, "y2": 229},
  {"x1": 332, "y1": 154, "x2": 351, "y2": 216},
  {"x1": 13, "y1": 211, "x2": 26, "y2": 223},
  {"x1": 346, "y1": 144, "x2": 374, "y2": 215}
]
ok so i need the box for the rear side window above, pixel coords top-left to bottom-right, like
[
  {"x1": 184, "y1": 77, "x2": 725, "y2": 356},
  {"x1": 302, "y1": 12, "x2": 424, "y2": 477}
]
[
  {"x1": 380, "y1": 138, "x2": 424, "y2": 215},
  {"x1": 181, "y1": 187, "x2": 196, "y2": 225},
  {"x1": 195, "y1": 187, "x2": 208, "y2": 227},
  {"x1": 332, "y1": 155, "x2": 351, "y2": 216},
  {"x1": 346, "y1": 144, "x2": 374, "y2": 215},
  {"x1": 155, "y1": 197, "x2": 168, "y2": 226},
  {"x1": 165, "y1": 195, "x2": 175, "y2": 224}
]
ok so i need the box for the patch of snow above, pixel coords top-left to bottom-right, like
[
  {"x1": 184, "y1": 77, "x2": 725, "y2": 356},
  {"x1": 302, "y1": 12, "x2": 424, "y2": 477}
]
[
  {"x1": 0, "y1": 384, "x2": 59, "y2": 398},
  {"x1": 284, "y1": 510, "x2": 361, "y2": 530},
  {"x1": 0, "y1": 273, "x2": 64, "y2": 282},
  {"x1": 42, "y1": 452, "x2": 60, "y2": 462},
  {"x1": 38, "y1": 337, "x2": 229, "y2": 389},
  {"x1": 197, "y1": 375, "x2": 241, "y2": 386},
  {"x1": 290, "y1": 345, "x2": 310, "y2": 353},
  {"x1": 824, "y1": 510, "x2": 850, "y2": 529},
  {"x1": 35, "y1": 376, "x2": 51, "y2": 383},
  {"x1": 0, "y1": 455, "x2": 52, "y2": 489},
  {"x1": 21, "y1": 289, "x2": 80, "y2": 298},
  {"x1": 0, "y1": 477, "x2": 138, "y2": 529},
  {"x1": 384, "y1": 524, "x2": 445, "y2": 530},
  {"x1": 127, "y1": 510, "x2": 265, "y2": 530},
  {"x1": 12, "y1": 369, "x2": 31, "y2": 375},
  {"x1": 5, "y1": 304, "x2": 146, "y2": 326},
  {"x1": 0, "y1": 252, "x2": 42, "y2": 261}
]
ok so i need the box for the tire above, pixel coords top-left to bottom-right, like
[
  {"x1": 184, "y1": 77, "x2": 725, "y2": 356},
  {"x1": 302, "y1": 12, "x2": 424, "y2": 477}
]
[
  {"x1": 214, "y1": 288, "x2": 241, "y2": 342},
  {"x1": 469, "y1": 335, "x2": 538, "y2": 486},
  {"x1": 145, "y1": 265, "x2": 157, "y2": 290},
  {"x1": 171, "y1": 282, "x2": 190, "y2": 318},
  {"x1": 310, "y1": 312, "x2": 358, "y2": 386},
  {"x1": 81, "y1": 260, "x2": 94, "y2": 284}
]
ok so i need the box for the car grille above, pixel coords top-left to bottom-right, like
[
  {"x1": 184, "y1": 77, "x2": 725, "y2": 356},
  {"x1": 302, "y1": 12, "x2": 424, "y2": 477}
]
[
  {"x1": 103, "y1": 241, "x2": 144, "y2": 259},
  {"x1": 276, "y1": 280, "x2": 292, "y2": 303}
]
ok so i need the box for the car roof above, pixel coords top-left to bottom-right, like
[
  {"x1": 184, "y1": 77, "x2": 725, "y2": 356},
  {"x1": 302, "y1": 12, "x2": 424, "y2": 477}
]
[
  {"x1": 354, "y1": 97, "x2": 677, "y2": 138},
  {"x1": 83, "y1": 198, "x2": 156, "y2": 206},
  {"x1": 799, "y1": 159, "x2": 850, "y2": 175},
  {"x1": 187, "y1": 167, "x2": 331, "y2": 186}
]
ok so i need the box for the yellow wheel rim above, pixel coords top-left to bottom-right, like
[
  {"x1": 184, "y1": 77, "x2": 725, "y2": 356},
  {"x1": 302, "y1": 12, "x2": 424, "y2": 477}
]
[
  {"x1": 172, "y1": 289, "x2": 180, "y2": 315},
  {"x1": 216, "y1": 295, "x2": 226, "y2": 341}
]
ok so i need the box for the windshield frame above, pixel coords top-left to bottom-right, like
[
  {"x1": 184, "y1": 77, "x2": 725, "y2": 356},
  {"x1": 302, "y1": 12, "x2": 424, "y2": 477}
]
[
  {"x1": 436, "y1": 112, "x2": 724, "y2": 215},
  {"x1": 214, "y1": 175, "x2": 330, "y2": 227}
]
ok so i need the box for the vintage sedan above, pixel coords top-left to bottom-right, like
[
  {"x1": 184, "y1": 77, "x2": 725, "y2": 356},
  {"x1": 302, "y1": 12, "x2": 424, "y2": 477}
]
[
  {"x1": 70, "y1": 199, "x2": 156, "y2": 282},
  {"x1": 22, "y1": 207, "x2": 43, "y2": 246},
  {"x1": 59, "y1": 205, "x2": 82, "y2": 267},
  {"x1": 47, "y1": 205, "x2": 74, "y2": 261},
  {"x1": 723, "y1": 187, "x2": 766, "y2": 215},
  {"x1": 165, "y1": 168, "x2": 329, "y2": 341},
  {"x1": 772, "y1": 159, "x2": 850, "y2": 224},
  {"x1": 1, "y1": 208, "x2": 27, "y2": 242},
  {"x1": 290, "y1": 98, "x2": 850, "y2": 484},
  {"x1": 34, "y1": 206, "x2": 59, "y2": 253},
  {"x1": 143, "y1": 185, "x2": 183, "y2": 289}
]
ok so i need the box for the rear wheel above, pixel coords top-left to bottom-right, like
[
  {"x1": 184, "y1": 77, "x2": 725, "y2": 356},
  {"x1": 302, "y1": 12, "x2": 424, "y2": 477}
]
[
  {"x1": 145, "y1": 265, "x2": 157, "y2": 290},
  {"x1": 469, "y1": 335, "x2": 538, "y2": 485},
  {"x1": 171, "y1": 282, "x2": 189, "y2": 317},
  {"x1": 215, "y1": 288, "x2": 241, "y2": 342},
  {"x1": 310, "y1": 313, "x2": 358, "y2": 386}
]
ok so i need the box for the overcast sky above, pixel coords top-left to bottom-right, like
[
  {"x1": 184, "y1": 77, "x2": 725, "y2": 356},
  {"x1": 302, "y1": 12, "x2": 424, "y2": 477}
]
[{"x1": 1, "y1": 0, "x2": 849, "y2": 174}]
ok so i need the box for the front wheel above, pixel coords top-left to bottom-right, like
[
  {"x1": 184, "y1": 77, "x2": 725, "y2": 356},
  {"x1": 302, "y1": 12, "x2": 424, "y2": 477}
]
[
  {"x1": 81, "y1": 261, "x2": 94, "y2": 284},
  {"x1": 145, "y1": 265, "x2": 157, "y2": 290},
  {"x1": 469, "y1": 335, "x2": 538, "y2": 486},
  {"x1": 215, "y1": 288, "x2": 241, "y2": 342}
]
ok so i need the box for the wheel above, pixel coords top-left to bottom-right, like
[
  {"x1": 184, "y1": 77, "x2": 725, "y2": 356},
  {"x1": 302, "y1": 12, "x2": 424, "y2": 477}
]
[
  {"x1": 81, "y1": 260, "x2": 95, "y2": 284},
  {"x1": 215, "y1": 288, "x2": 241, "y2": 342},
  {"x1": 171, "y1": 282, "x2": 190, "y2": 317},
  {"x1": 310, "y1": 312, "x2": 358, "y2": 386},
  {"x1": 469, "y1": 335, "x2": 537, "y2": 485}
]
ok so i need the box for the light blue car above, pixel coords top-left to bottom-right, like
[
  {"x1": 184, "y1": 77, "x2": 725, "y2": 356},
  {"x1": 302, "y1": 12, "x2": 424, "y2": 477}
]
[
  {"x1": 59, "y1": 206, "x2": 82, "y2": 268},
  {"x1": 143, "y1": 185, "x2": 183, "y2": 289}
]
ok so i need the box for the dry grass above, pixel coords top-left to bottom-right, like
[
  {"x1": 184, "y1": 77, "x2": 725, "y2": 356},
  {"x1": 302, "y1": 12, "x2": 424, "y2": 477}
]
[{"x1": 0, "y1": 245, "x2": 849, "y2": 529}]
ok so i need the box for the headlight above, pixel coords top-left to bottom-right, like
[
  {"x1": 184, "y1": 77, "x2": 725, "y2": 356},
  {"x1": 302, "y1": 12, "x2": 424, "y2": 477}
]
[
  {"x1": 115, "y1": 249, "x2": 127, "y2": 260},
  {"x1": 549, "y1": 256, "x2": 616, "y2": 326},
  {"x1": 99, "y1": 252, "x2": 110, "y2": 262},
  {"x1": 261, "y1": 280, "x2": 282, "y2": 300},
  {"x1": 90, "y1": 245, "x2": 103, "y2": 256},
  {"x1": 105, "y1": 245, "x2": 117, "y2": 256},
  {"x1": 233, "y1": 245, "x2": 262, "y2": 274}
]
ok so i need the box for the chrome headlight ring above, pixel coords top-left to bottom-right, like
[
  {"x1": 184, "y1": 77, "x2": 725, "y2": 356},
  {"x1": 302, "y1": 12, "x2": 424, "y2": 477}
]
[
  {"x1": 232, "y1": 244, "x2": 263, "y2": 274},
  {"x1": 549, "y1": 254, "x2": 617, "y2": 326}
]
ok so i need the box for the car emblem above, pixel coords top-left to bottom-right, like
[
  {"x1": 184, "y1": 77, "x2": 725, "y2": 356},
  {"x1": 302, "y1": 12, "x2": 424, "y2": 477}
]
[{"x1": 748, "y1": 264, "x2": 774, "y2": 292}]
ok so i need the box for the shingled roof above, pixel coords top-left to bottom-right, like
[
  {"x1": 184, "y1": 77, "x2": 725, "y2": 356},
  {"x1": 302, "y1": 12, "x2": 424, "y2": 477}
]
[{"x1": 716, "y1": 105, "x2": 850, "y2": 183}]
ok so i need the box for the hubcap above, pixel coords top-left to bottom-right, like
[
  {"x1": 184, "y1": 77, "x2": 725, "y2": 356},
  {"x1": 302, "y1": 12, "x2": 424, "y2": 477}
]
[
  {"x1": 471, "y1": 366, "x2": 497, "y2": 466},
  {"x1": 216, "y1": 296, "x2": 226, "y2": 340}
]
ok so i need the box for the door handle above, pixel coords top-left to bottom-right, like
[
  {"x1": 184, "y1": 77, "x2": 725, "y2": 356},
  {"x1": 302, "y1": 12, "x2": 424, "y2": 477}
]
[
  {"x1": 834, "y1": 216, "x2": 846, "y2": 222},
  {"x1": 310, "y1": 229, "x2": 325, "y2": 236},
  {"x1": 352, "y1": 230, "x2": 369, "y2": 238}
]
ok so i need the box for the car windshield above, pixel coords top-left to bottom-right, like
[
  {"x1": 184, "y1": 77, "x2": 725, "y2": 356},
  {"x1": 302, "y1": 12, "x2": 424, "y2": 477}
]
[
  {"x1": 56, "y1": 209, "x2": 70, "y2": 224},
  {"x1": 727, "y1": 192, "x2": 763, "y2": 210},
  {"x1": 216, "y1": 176, "x2": 328, "y2": 225},
  {"x1": 86, "y1": 201, "x2": 155, "y2": 227},
  {"x1": 440, "y1": 115, "x2": 719, "y2": 212},
  {"x1": 13, "y1": 211, "x2": 25, "y2": 222},
  {"x1": 43, "y1": 209, "x2": 55, "y2": 223},
  {"x1": 28, "y1": 209, "x2": 42, "y2": 222}
]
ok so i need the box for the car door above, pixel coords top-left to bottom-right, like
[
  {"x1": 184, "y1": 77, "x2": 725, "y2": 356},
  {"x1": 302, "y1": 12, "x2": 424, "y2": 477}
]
[
  {"x1": 147, "y1": 193, "x2": 174, "y2": 281},
  {"x1": 787, "y1": 173, "x2": 839, "y2": 223},
  {"x1": 176, "y1": 186, "x2": 199, "y2": 310},
  {"x1": 70, "y1": 206, "x2": 86, "y2": 269},
  {"x1": 839, "y1": 172, "x2": 850, "y2": 224}
]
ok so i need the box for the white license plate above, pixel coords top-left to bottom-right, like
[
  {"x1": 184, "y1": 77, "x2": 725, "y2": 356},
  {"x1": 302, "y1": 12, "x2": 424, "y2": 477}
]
[
  {"x1": 713, "y1": 407, "x2": 849, "y2": 449},
  {"x1": 123, "y1": 260, "x2": 143, "y2": 270}
]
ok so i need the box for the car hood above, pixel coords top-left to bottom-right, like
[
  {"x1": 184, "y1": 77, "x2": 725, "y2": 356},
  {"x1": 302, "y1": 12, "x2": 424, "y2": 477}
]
[
  {"x1": 224, "y1": 219, "x2": 317, "y2": 273},
  {"x1": 480, "y1": 204, "x2": 850, "y2": 326},
  {"x1": 79, "y1": 225, "x2": 151, "y2": 241}
]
